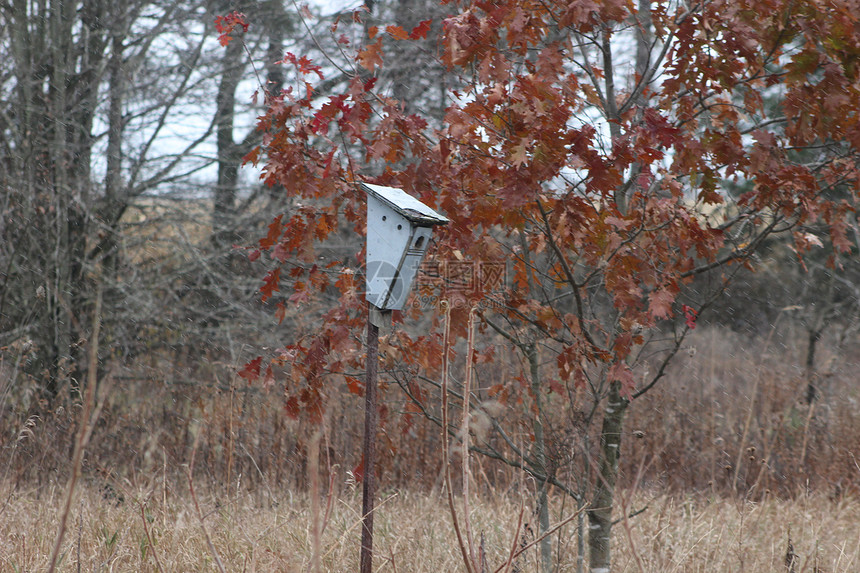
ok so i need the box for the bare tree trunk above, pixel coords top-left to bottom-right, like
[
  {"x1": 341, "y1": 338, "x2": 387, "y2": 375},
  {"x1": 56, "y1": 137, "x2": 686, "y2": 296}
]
[
  {"x1": 804, "y1": 328, "x2": 822, "y2": 403},
  {"x1": 102, "y1": 0, "x2": 128, "y2": 281},
  {"x1": 212, "y1": 0, "x2": 290, "y2": 245},
  {"x1": 213, "y1": 26, "x2": 246, "y2": 245},
  {"x1": 1, "y1": 0, "x2": 207, "y2": 400},
  {"x1": 526, "y1": 344, "x2": 553, "y2": 573},
  {"x1": 588, "y1": 382, "x2": 627, "y2": 573},
  {"x1": 576, "y1": 506, "x2": 586, "y2": 573}
]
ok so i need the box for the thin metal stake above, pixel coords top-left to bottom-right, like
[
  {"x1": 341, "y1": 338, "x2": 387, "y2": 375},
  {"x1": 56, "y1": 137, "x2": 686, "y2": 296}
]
[{"x1": 360, "y1": 311, "x2": 379, "y2": 573}]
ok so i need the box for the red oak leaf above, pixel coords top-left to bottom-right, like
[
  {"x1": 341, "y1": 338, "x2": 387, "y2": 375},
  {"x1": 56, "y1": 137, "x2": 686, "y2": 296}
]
[
  {"x1": 214, "y1": 12, "x2": 248, "y2": 46},
  {"x1": 260, "y1": 268, "x2": 281, "y2": 301},
  {"x1": 238, "y1": 356, "x2": 262, "y2": 382},
  {"x1": 683, "y1": 305, "x2": 698, "y2": 330},
  {"x1": 410, "y1": 19, "x2": 432, "y2": 40}
]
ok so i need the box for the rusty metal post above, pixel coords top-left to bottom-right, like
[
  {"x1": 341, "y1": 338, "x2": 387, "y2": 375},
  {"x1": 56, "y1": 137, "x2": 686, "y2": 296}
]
[{"x1": 360, "y1": 311, "x2": 379, "y2": 573}]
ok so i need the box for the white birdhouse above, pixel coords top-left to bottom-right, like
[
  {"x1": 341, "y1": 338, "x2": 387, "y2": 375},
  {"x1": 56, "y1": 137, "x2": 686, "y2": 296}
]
[{"x1": 360, "y1": 183, "x2": 449, "y2": 311}]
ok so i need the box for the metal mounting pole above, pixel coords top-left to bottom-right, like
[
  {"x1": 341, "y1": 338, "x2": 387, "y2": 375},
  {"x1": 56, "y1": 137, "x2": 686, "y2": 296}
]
[
  {"x1": 360, "y1": 307, "x2": 380, "y2": 573},
  {"x1": 358, "y1": 182, "x2": 446, "y2": 572}
]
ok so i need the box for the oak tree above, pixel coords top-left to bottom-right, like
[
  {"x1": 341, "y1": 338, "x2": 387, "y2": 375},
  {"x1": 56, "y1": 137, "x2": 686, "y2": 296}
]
[{"x1": 243, "y1": 1, "x2": 860, "y2": 570}]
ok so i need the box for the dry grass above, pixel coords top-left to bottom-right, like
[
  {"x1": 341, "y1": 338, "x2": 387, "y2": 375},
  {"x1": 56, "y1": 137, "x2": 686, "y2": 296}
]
[
  {"x1": 624, "y1": 325, "x2": 860, "y2": 497},
  {"x1": 2, "y1": 481, "x2": 858, "y2": 572},
  {"x1": 2, "y1": 324, "x2": 858, "y2": 500},
  {"x1": 1, "y1": 325, "x2": 858, "y2": 571},
  {"x1": 614, "y1": 492, "x2": 860, "y2": 572}
]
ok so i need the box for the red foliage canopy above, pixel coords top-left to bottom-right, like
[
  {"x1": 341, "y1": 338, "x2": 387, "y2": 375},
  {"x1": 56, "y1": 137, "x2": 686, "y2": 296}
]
[{"x1": 237, "y1": 0, "x2": 859, "y2": 418}]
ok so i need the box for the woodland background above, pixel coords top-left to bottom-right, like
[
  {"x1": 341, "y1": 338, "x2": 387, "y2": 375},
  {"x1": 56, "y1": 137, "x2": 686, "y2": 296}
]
[{"x1": 1, "y1": 0, "x2": 859, "y2": 571}]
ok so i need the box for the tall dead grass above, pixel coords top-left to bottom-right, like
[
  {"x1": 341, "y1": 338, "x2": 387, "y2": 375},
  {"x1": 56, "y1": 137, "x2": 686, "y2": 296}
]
[
  {"x1": 1, "y1": 324, "x2": 859, "y2": 571},
  {"x1": 1, "y1": 482, "x2": 858, "y2": 572},
  {"x1": 625, "y1": 325, "x2": 860, "y2": 498},
  {"x1": 2, "y1": 324, "x2": 857, "y2": 501}
]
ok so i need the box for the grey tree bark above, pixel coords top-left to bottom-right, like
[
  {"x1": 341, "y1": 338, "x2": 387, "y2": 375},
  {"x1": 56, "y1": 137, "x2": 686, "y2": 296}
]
[
  {"x1": 526, "y1": 343, "x2": 553, "y2": 573},
  {"x1": 0, "y1": 0, "x2": 235, "y2": 399},
  {"x1": 211, "y1": 0, "x2": 292, "y2": 247},
  {"x1": 1, "y1": 0, "x2": 108, "y2": 396},
  {"x1": 587, "y1": 382, "x2": 627, "y2": 572}
]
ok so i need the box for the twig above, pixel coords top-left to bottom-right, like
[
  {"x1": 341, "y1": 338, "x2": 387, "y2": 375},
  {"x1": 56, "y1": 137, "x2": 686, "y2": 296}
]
[
  {"x1": 139, "y1": 499, "x2": 167, "y2": 573},
  {"x1": 309, "y1": 429, "x2": 322, "y2": 573},
  {"x1": 320, "y1": 417, "x2": 336, "y2": 539},
  {"x1": 389, "y1": 547, "x2": 398, "y2": 573},
  {"x1": 619, "y1": 459, "x2": 647, "y2": 573},
  {"x1": 495, "y1": 501, "x2": 525, "y2": 573},
  {"x1": 322, "y1": 493, "x2": 400, "y2": 561},
  {"x1": 240, "y1": 442, "x2": 277, "y2": 505},
  {"x1": 441, "y1": 300, "x2": 476, "y2": 573},
  {"x1": 734, "y1": 312, "x2": 784, "y2": 493},
  {"x1": 76, "y1": 511, "x2": 82, "y2": 573},
  {"x1": 46, "y1": 275, "x2": 103, "y2": 573},
  {"x1": 162, "y1": 447, "x2": 168, "y2": 530},
  {"x1": 187, "y1": 434, "x2": 227, "y2": 573},
  {"x1": 611, "y1": 505, "x2": 649, "y2": 527},
  {"x1": 461, "y1": 307, "x2": 478, "y2": 567},
  {"x1": 494, "y1": 508, "x2": 584, "y2": 573},
  {"x1": 799, "y1": 401, "x2": 816, "y2": 467}
]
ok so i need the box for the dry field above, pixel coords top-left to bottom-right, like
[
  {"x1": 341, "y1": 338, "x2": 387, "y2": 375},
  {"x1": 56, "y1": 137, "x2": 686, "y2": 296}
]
[
  {"x1": 1, "y1": 481, "x2": 858, "y2": 572},
  {"x1": 2, "y1": 327, "x2": 858, "y2": 572}
]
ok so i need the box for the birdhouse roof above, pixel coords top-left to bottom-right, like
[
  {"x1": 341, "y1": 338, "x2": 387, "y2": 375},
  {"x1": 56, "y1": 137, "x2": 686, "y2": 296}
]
[{"x1": 359, "y1": 183, "x2": 449, "y2": 226}]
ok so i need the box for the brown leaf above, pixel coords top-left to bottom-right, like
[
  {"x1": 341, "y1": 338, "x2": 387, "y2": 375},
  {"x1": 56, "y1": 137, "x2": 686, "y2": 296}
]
[
  {"x1": 260, "y1": 268, "x2": 281, "y2": 301},
  {"x1": 357, "y1": 38, "x2": 383, "y2": 72},
  {"x1": 386, "y1": 25, "x2": 409, "y2": 40},
  {"x1": 238, "y1": 356, "x2": 262, "y2": 382},
  {"x1": 648, "y1": 286, "x2": 676, "y2": 321}
]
